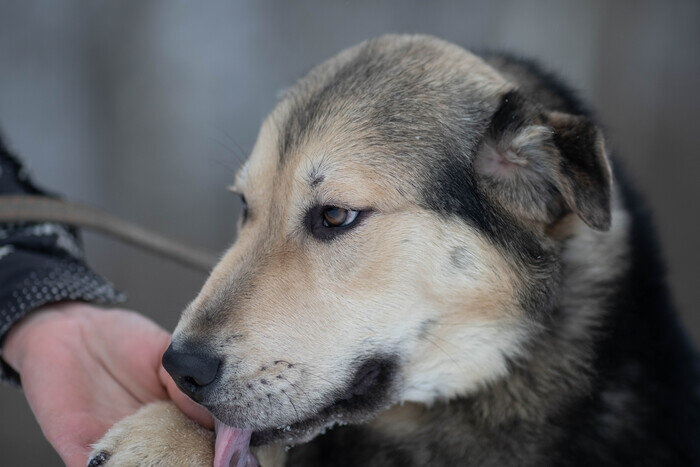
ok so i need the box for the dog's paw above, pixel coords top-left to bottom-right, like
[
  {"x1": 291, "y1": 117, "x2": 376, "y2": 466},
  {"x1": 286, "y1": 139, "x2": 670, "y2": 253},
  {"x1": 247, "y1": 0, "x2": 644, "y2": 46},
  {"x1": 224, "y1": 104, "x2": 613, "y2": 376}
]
[{"x1": 87, "y1": 401, "x2": 215, "y2": 466}]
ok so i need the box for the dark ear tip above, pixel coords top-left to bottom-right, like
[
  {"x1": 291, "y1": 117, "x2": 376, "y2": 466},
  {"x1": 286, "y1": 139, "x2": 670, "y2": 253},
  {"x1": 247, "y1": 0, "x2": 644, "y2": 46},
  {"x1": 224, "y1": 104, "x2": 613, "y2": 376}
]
[
  {"x1": 591, "y1": 217, "x2": 612, "y2": 232},
  {"x1": 582, "y1": 210, "x2": 612, "y2": 232}
]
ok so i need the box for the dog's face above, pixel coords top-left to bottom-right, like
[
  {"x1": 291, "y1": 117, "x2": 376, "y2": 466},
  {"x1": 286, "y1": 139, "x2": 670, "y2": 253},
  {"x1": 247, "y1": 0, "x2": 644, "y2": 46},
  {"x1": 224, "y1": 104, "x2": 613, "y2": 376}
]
[{"x1": 166, "y1": 35, "x2": 611, "y2": 447}]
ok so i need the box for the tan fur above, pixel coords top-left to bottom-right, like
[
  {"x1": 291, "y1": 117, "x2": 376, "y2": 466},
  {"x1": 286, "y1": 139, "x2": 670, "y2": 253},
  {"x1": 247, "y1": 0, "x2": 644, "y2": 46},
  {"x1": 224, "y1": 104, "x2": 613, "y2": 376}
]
[
  {"x1": 169, "y1": 36, "x2": 527, "y2": 425},
  {"x1": 89, "y1": 34, "x2": 616, "y2": 465},
  {"x1": 369, "y1": 402, "x2": 430, "y2": 437},
  {"x1": 91, "y1": 402, "x2": 287, "y2": 467},
  {"x1": 89, "y1": 402, "x2": 215, "y2": 466}
]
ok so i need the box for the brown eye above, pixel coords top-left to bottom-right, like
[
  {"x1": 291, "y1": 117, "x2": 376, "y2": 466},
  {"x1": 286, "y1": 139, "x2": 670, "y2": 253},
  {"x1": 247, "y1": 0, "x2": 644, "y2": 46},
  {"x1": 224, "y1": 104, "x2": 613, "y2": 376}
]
[
  {"x1": 240, "y1": 195, "x2": 249, "y2": 223},
  {"x1": 322, "y1": 206, "x2": 359, "y2": 227},
  {"x1": 306, "y1": 205, "x2": 369, "y2": 241}
]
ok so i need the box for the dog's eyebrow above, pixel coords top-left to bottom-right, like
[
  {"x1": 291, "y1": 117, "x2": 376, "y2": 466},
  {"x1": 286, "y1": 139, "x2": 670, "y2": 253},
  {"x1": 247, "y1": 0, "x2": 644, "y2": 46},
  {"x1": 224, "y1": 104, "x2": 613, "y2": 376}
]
[
  {"x1": 309, "y1": 174, "x2": 324, "y2": 187},
  {"x1": 230, "y1": 163, "x2": 250, "y2": 192},
  {"x1": 304, "y1": 162, "x2": 326, "y2": 189}
]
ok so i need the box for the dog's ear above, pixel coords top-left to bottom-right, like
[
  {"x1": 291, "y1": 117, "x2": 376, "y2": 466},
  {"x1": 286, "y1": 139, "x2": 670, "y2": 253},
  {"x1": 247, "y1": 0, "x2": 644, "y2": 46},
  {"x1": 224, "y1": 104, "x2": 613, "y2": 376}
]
[{"x1": 474, "y1": 91, "x2": 612, "y2": 231}]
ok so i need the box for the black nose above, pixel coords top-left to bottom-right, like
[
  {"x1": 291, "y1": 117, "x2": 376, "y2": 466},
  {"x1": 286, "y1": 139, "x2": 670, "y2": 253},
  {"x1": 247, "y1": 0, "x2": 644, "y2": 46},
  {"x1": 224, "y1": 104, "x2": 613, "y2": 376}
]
[{"x1": 162, "y1": 343, "x2": 221, "y2": 401}]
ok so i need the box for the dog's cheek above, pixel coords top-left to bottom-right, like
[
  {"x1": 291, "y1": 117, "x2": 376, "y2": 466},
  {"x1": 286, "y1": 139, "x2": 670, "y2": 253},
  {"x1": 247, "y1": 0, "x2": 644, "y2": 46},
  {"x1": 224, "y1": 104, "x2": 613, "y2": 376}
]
[{"x1": 395, "y1": 218, "x2": 527, "y2": 403}]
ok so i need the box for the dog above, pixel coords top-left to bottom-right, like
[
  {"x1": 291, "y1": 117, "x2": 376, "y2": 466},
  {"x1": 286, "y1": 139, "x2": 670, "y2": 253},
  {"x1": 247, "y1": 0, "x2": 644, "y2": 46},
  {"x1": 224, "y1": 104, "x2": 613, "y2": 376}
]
[{"x1": 88, "y1": 34, "x2": 700, "y2": 466}]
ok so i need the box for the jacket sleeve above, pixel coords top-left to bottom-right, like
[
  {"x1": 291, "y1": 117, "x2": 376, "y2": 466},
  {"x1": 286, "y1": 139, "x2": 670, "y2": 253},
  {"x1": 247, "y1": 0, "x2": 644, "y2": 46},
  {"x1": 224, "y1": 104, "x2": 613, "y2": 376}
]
[{"x1": 0, "y1": 139, "x2": 125, "y2": 385}]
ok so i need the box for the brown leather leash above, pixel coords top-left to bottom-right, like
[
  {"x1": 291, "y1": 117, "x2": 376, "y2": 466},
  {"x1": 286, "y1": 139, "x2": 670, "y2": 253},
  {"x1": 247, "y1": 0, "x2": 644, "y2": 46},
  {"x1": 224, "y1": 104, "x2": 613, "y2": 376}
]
[{"x1": 0, "y1": 195, "x2": 218, "y2": 273}]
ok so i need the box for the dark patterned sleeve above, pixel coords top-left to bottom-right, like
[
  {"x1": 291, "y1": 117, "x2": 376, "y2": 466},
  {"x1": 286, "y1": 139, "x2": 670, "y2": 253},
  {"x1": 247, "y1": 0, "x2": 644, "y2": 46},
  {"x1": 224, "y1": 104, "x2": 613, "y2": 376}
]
[{"x1": 0, "y1": 141, "x2": 125, "y2": 385}]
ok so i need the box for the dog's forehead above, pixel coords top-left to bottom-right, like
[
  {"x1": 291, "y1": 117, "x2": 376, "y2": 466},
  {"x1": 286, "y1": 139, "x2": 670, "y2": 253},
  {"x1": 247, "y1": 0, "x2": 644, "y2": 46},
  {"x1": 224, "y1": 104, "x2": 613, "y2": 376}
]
[{"x1": 238, "y1": 35, "x2": 512, "y2": 202}]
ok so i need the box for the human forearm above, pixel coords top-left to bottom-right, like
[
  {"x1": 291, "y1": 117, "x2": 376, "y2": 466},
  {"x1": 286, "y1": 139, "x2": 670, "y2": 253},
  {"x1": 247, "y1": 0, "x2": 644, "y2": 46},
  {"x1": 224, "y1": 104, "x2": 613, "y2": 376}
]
[{"x1": 0, "y1": 137, "x2": 123, "y2": 384}]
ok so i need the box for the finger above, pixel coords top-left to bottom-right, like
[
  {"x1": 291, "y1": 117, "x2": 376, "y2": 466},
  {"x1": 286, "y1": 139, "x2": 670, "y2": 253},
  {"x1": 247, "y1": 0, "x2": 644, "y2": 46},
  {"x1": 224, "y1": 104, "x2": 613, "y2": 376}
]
[
  {"x1": 46, "y1": 421, "x2": 96, "y2": 467},
  {"x1": 62, "y1": 446, "x2": 90, "y2": 467},
  {"x1": 159, "y1": 364, "x2": 215, "y2": 429}
]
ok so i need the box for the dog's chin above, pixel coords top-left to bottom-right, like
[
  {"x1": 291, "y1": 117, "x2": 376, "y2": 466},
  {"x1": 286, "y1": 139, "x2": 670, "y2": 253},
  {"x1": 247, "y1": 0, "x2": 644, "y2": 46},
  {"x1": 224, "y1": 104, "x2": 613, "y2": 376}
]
[
  {"x1": 254, "y1": 357, "x2": 399, "y2": 446},
  {"x1": 218, "y1": 356, "x2": 399, "y2": 448}
]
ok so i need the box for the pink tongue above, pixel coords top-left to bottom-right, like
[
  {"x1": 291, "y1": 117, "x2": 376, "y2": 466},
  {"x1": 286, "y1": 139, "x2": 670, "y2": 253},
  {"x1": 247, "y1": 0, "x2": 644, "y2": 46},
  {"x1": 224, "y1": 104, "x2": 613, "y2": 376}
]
[{"x1": 214, "y1": 420, "x2": 256, "y2": 467}]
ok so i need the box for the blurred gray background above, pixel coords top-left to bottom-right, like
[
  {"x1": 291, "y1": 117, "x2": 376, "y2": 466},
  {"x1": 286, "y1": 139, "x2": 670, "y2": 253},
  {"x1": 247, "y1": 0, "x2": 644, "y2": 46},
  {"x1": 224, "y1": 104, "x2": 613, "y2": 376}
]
[{"x1": 0, "y1": 0, "x2": 698, "y2": 464}]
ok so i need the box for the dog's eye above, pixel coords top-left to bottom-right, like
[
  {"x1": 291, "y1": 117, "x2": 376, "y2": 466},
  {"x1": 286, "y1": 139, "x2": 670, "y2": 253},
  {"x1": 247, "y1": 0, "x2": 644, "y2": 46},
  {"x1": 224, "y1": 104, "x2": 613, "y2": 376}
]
[
  {"x1": 322, "y1": 206, "x2": 358, "y2": 227},
  {"x1": 305, "y1": 205, "x2": 367, "y2": 240},
  {"x1": 240, "y1": 195, "x2": 249, "y2": 223}
]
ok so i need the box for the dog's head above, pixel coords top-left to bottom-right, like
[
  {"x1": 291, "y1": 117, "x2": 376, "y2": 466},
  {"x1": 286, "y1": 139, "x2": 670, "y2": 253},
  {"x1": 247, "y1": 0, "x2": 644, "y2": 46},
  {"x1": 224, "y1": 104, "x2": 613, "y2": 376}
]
[{"x1": 163, "y1": 35, "x2": 611, "y2": 450}]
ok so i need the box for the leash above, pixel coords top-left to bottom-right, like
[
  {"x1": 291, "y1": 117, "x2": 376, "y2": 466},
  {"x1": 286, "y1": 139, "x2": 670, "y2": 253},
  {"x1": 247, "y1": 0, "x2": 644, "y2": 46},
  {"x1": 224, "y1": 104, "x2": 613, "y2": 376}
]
[{"x1": 0, "y1": 195, "x2": 218, "y2": 273}]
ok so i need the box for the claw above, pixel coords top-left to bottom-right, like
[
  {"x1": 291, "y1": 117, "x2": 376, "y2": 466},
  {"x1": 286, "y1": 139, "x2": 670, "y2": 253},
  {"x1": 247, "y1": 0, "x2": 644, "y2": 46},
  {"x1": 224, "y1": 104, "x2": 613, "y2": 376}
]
[{"x1": 87, "y1": 451, "x2": 110, "y2": 467}]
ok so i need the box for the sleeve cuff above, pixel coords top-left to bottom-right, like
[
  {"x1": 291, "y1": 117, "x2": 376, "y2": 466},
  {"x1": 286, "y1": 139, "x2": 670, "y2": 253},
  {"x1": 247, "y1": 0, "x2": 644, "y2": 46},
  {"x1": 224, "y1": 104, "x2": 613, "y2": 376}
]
[{"x1": 0, "y1": 250, "x2": 125, "y2": 386}]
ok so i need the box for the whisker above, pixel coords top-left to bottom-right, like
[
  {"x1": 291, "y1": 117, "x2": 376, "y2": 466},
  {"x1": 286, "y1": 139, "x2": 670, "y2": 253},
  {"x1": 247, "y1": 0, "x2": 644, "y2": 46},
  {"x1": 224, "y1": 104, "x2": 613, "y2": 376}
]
[
  {"x1": 278, "y1": 375, "x2": 313, "y2": 408},
  {"x1": 421, "y1": 332, "x2": 462, "y2": 370},
  {"x1": 277, "y1": 360, "x2": 336, "y2": 387},
  {"x1": 220, "y1": 129, "x2": 248, "y2": 162},
  {"x1": 281, "y1": 389, "x2": 300, "y2": 421},
  {"x1": 208, "y1": 135, "x2": 246, "y2": 167},
  {"x1": 433, "y1": 322, "x2": 501, "y2": 327}
]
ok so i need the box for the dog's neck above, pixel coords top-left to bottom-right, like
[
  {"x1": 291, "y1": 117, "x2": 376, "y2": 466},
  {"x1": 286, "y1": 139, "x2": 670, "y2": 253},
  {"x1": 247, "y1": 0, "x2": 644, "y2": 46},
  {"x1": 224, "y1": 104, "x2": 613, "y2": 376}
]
[
  {"x1": 385, "y1": 188, "x2": 630, "y2": 420},
  {"x1": 287, "y1": 188, "x2": 641, "y2": 466},
  {"x1": 291, "y1": 189, "x2": 632, "y2": 465}
]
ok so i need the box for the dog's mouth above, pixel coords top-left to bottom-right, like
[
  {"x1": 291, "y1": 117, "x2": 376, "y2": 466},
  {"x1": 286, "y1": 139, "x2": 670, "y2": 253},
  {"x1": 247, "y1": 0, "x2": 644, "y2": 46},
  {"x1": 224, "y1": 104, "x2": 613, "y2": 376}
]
[
  {"x1": 214, "y1": 422, "x2": 256, "y2": 467},
  {"x1": 213, "y1": 358, "x2": 397, "y2": 467}
]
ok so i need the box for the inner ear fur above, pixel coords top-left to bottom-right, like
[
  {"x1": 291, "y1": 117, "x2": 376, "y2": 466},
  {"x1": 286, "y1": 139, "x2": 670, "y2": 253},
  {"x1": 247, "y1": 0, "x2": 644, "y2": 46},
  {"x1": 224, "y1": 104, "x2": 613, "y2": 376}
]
[{"x1": 474, "y1": 91, "x2": 612, "y2": 231}]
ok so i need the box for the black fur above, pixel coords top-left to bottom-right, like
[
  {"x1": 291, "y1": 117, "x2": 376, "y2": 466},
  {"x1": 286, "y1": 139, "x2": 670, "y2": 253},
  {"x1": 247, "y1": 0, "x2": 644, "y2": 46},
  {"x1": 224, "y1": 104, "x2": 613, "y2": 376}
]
[
  {"x1": 286, "y1": 50, "x2": 700, "y2": 466},
  {"x1": 487, "y1": 90, "x2": 530, "y2": 135},
  {"x1": 481, "y1": 51, "x2": 593, "y2": 117},
  {"x1": 552, "y1": 161, "x2": 700, "y2": 465}
]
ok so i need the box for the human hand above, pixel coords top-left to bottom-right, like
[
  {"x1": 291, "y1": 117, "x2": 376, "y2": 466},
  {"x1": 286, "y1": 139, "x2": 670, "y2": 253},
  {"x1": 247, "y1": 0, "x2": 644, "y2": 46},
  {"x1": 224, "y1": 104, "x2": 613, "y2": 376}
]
[{"x1": 3, "y1": 302, "x2": 214, "y2": 467}]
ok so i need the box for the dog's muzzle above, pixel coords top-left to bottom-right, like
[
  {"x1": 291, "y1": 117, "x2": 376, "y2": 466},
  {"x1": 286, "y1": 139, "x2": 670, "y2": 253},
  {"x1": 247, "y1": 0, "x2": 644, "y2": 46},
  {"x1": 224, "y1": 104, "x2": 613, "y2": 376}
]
[{"x1": 162, "y1": 342, "x2": 222, "y2": 402}]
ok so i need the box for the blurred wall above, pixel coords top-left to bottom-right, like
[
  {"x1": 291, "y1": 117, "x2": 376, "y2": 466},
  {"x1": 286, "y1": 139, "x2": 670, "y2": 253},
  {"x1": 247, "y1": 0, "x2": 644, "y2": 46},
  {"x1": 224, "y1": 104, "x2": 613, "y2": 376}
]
[{"x1": 0, "y1": 1, "x2": 698, "y2": 464}]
